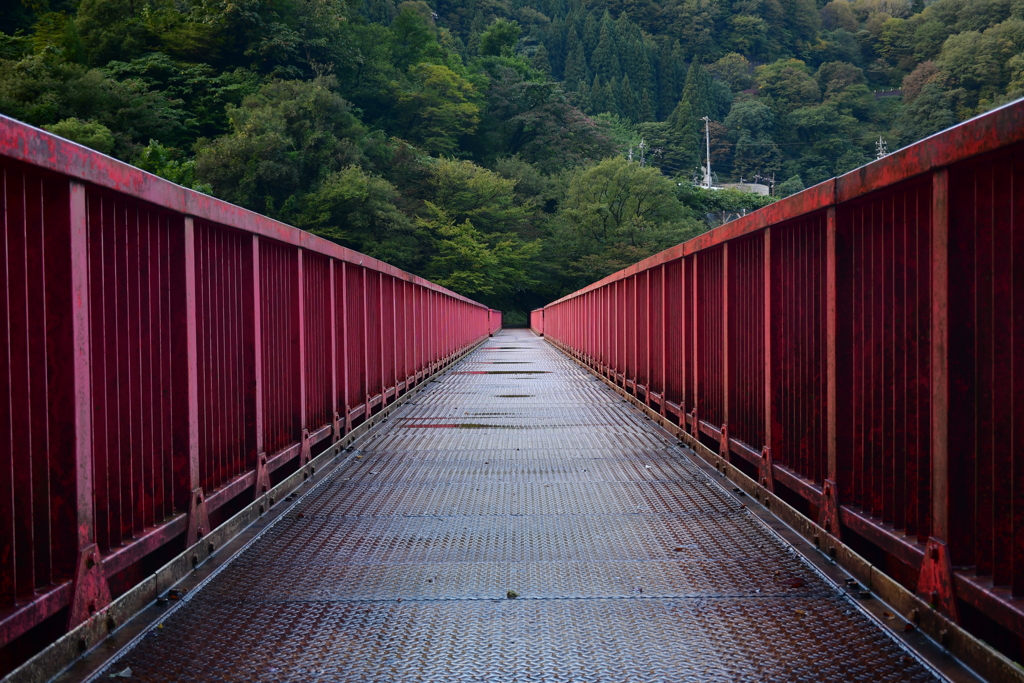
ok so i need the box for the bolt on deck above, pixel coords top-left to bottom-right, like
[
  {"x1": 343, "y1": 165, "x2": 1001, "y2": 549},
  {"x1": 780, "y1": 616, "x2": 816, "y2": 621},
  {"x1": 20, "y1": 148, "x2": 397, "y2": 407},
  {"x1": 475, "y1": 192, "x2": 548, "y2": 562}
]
[{"x1": 99, "y1": 330, "x2": 945, "y2": 682}]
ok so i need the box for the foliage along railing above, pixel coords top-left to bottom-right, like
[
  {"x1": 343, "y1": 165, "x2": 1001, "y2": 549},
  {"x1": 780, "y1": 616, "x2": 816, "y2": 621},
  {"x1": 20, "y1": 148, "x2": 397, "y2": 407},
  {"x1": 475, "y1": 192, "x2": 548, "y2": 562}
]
[
  {"x1": 539, "y1": 99, "x2": 1024, "y2": 658},
  {"x1": 0, "y1": 114, "x2": 494, "y2": 670}
]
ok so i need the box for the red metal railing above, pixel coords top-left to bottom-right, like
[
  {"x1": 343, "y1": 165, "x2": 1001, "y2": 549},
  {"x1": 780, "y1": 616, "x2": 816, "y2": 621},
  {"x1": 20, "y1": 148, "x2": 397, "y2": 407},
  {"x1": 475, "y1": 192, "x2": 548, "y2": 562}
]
[
  {"x1": 540, "y1": 99, "x2": 1024, "y2": 655},
  {"x1": 0, "y1": 114, "x2": 492, "y2": 668},
  {"x1": 530, "y1": 308, "x2": 543, "y2": 336}
]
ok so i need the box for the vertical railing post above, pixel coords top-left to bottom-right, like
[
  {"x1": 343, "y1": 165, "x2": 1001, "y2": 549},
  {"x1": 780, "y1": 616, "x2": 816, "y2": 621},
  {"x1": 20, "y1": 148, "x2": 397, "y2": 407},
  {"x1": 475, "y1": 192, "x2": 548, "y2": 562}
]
[
  {"x1": 172, "y1": 217, "x2": 210, "y2": 546},
  {"x1": 64, "y1": 181, "x2": 111, "y2": 627},
  {"x1": 661, "y1": 264, "x2": 667, "y2": 416},
  {"x1": 632, "y1": 276, "x2": 638, "y2": 393},
  {"x1": 378, "y1": 273, "x2": 386, "y2": 407},
  {"x1": 361, "y1": 268, "x2": 369, "y2": 413},
  {"x1": 246, "y1": 235, "x2": 269, "y2": 499},
  {"x1": 297, "y1": 249, "x2": 310, "y2": 465},
  {"x1": 931, "y1": 168, "x2": 950, "y2": 545},
  {"x1": 691, "y1": 255, "x2": 699, "y2": 437},
  {"x1": 762, "y1": 229, "x2": 776, "y2": 491},
  {"x1": 645, "y1": 270, "x2": 652, "y2": 406},
  {"x1": 427, "y1": 290, "x2": 433, "y2": 373},
  {"x1": 340, "y1": 262, "x2": 351, "y2": 433},
  {"x1": 391, "y1": 277, "x2": 398, "y2": 397},
  {"x1": 329, "y1": 260, "x2": 340, "y2": 442},
  {"x1": 822, "y1": 208, "x2": 841, "y2": 536},
  {"x1": 413, "y1": 285, "x2": 420, "y2": 381},
  {"x1": 614, "y1": 282, "x2": 620, "y2": 385},
  {"x1": 919, "y1": 167, "x2": 959, "y2": 619},
  {"x1": 721, "y1": 243, "x2": 730, "y2": 460},
  {"x1": 680, "y1": 257, "x2": 687, "y2": 416}
]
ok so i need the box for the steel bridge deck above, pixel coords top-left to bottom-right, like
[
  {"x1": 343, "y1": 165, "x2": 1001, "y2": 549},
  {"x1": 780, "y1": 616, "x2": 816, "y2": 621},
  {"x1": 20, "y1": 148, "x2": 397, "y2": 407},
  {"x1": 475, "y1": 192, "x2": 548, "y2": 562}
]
[{"x1": 100, "y1": 330, "x2": 940, "y2": 682}]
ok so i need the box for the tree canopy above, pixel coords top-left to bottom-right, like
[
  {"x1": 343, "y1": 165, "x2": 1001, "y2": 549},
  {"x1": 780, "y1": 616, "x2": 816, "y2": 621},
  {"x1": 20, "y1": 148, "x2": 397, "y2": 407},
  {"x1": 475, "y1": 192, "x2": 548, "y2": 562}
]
[{"x1": 3, "y1": 0, "x2": 1020, "y2": 321}]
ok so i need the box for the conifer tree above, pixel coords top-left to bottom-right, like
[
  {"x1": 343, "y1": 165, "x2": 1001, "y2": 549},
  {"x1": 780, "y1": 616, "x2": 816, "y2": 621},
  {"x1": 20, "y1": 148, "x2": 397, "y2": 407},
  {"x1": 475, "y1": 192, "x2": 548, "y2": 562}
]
[
  {"x1": 572, "y1": 80, "x2": 592, "y2": 112},
  {"x1": 618, "y1": 75, "x2": 640, "y2": 122},
  {"x1": 657, "y1": 41, "x2": 685, "y2": 120},
  {"x1": 616, "y1": 14, "x2": 653, "y2": 96},
  {"x1": 546, "y1": 18, "x2": 567, "y2": 77},
  {"x1": 639, "y1": 89, "x2": 654, "y2": 122},
  {"x1": 563, "y1": 29, "x2": 589, "y2": 92},
  {"x1": 590, "y1": 12, "x2": 621, "y2": 82},
  {"x1": 665, "y1": 62, "x2": 717, "y2": 173},
  {"x1": 604, "y1": 78, "x2": 620, "y2": 117},
  {"x1": 582, "y1": 12, "x2": 600, "y2": 55},
  {"x1": 532, "y1": 44, "x2": 552, "y2": 75},
  {"x1": 589, "y1": 75, "x2": 615, "y2": 115}
]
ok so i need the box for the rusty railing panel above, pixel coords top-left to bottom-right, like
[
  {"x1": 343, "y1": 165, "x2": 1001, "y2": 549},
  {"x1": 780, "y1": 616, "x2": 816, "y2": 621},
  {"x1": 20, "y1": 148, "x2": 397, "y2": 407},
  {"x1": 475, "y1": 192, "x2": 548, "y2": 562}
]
[
  {"x1": 0, "y1": 114, "x2": 492, "y2": 672},
  {"x1": 539, "y1": 99, "x2": 1024, "y2": 657}
]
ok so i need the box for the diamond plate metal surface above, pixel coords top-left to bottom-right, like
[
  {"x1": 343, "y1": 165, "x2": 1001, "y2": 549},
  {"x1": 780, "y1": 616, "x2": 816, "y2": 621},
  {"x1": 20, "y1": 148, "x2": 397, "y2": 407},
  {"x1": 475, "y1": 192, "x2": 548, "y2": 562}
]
[{"x1": 101, "y1": 330, "x2": 940, "y2": 682}]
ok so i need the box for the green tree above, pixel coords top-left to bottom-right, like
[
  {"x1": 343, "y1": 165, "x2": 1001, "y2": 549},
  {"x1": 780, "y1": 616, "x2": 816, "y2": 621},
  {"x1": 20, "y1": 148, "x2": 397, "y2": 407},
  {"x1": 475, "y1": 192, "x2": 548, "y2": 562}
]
[
  {"x1": 896, "y1": 80, "x2": 956, "y2": 144},
  {"x1": 562, "y1": 29, "x2": 589, "y2": 92},
  {"x1": 531, "y1": 43, "x2": 552, "y2": 74},
  {"x1": 664, "y1": 61, "x2": 720, "y2": 173},
  {"x1": 556, "y1": 156, "x2": 696, "y2": 284},
  {"x1": 391, "y1": 2, "x2": 436, "y2": 69},
  {"x1": 617, "y1": 75, "x2": 641, "y2": 122},
  {"x1": 134, "y1": 138, "x2": 211, "y2": 190},
  {"x1": 776, "y1": 174, "x2": 805, "y2": 197},
  {"x1": 755, "y1": 58, "x2": 822, "y2": 113},
  {"x1": 43, "y1": 117, "x2": 114, "y2": 153},
  {"x1": 476, "y1": 67, "x2": 612, "y2": 167},
  {"x1": 656, "y1": 40, "x2": 685, "y2": 120},
  {"x1": 394, "y1": 63, "x2": 480, "y2": 155},
  {"x1": 821, "y1": 1, "x2": 859, "y2": 32},
  {"x1": 0, "y1": 55, "x2": 187, "y2": 156},
  {"x1": 725, "y1": 99, "x2": 782, "y2": 178},
  {"x1": 816, "y1": 61, "x2": 866, "y2": 98},
  {"x1": 479, "y1": 19, "x2": 521, "y2": 57},
  {"x1": 299, "y1": 165, "x2": 417, "y2": 266},
  {"x1": 708, "y1": 53, "x2": 754, "y2": 92},
  {"x1": 194, "y1": 78, "x2": 366, "y2": 216},
  {"x1": 425, "y1": 157, "x2": 532, "y2": 236},
  {"x1": 419, "y1": 207, "x2": 541, "y2": 303},
  {"x1": 590, "y1": 12, "x2": 621, "y2": 82}
]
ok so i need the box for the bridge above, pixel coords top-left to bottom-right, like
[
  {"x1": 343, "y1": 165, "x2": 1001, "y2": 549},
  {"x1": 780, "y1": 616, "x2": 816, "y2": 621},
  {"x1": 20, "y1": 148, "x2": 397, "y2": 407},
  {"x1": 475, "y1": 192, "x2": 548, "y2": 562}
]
[{"x1": 0, "y1": 100, "x2": 1021, "y2": 682}]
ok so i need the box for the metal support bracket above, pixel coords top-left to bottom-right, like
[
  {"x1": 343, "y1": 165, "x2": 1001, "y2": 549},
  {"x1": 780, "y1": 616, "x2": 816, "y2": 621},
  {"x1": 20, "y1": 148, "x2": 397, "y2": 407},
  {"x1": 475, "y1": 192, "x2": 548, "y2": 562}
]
[
  {"x1": 689, "y1": 408, "x2": 699, "y2": 439},
  {"x1": 332, "y1": 411, "x2": 343, "y2": 443},
  {"x1": 186, "y1": 487, "x2": 210, "y2": 547},
  {"x1": 759, "y1": 446, "x2": 775, "y2": 493},
  {"x1": 719, "y1": 424, "x2": 730, "y2": 462},
  {"x1": 67, "y1": 543, "x2": 112, "y2": 629},
  {"x1": 253, "y1": 452, "x2": 271, "y2": 500},
  {"x1": 300, "y1": 428, "x2": 312, "y2": 466},
  {"x1": 918, "y1": 537, "x2": 960, "y2": 622},
  {"x1": 820, "y1": 479, "x2": 841, "y2": 539}
]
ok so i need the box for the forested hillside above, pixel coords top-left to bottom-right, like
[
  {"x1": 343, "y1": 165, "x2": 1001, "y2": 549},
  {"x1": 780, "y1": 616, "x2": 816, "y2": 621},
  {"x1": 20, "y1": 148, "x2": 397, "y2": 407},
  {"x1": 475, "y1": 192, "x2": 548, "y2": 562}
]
[{"x1": 3, "y1": 0, "x2": 1023, "y2": 318}]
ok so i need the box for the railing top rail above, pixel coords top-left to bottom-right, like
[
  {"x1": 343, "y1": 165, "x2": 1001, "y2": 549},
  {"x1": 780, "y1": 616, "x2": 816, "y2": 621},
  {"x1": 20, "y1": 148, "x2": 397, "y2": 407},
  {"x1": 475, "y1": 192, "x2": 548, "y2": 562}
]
[
  {"x1": 0, "y1": 114, "x2": 487, "y2": 308},
  {"x1": 546, "y1": 96, "x2": 1024, "y2": 307}
]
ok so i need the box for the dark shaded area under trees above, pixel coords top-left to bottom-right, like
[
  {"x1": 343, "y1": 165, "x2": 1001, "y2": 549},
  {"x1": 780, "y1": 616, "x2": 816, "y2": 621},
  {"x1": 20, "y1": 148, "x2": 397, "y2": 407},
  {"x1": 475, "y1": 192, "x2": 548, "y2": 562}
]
[{"x1": 3, "y1": 0, "x2": 1022, "y2": 320}]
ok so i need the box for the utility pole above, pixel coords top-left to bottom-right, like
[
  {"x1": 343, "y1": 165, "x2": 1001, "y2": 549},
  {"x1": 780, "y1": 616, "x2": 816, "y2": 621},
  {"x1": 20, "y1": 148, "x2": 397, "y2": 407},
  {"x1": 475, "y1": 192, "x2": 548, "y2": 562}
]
[
  {"x1": 701, "y1": 116, "x2": 712, "y2": 189},
  {"x1": 876, "y1": 135, "x2": 889, "y2": 160}
]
